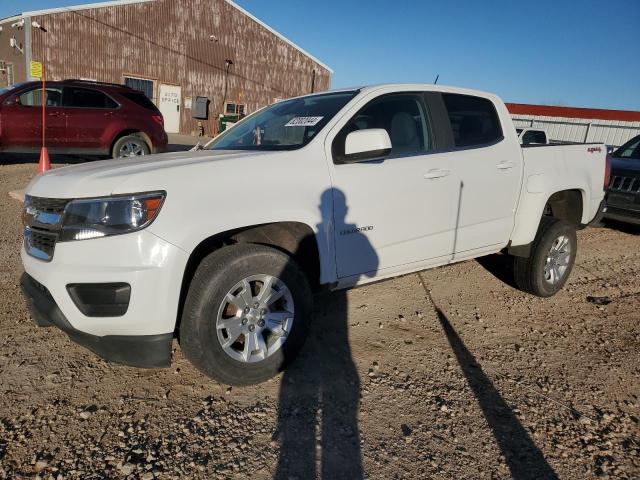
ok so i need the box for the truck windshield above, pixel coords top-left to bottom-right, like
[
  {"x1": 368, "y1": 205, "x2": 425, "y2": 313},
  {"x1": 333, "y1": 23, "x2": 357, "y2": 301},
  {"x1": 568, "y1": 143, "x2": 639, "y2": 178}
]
[{"x1": 209, "y1": 90, "x2": 359, "y2": 151}]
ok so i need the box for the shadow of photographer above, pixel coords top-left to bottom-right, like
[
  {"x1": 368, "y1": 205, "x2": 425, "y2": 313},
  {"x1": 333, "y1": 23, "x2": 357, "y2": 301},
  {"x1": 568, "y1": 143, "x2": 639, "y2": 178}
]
[{"x1": 274, "y1": 188, "x2": 377, "y2": 480}]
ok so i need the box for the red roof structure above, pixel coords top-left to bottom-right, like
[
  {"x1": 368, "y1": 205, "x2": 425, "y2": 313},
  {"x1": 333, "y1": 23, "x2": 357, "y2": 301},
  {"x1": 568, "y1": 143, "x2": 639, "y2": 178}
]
[{"x1": 506, "y1": 103, "x2": 640, "y2": 122}]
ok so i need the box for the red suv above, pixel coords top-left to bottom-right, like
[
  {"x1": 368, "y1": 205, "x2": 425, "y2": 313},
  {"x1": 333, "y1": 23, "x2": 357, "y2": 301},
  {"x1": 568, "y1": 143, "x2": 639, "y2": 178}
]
[{"x1": 0, "y1": 80, "x2": 168, "y2": 158}]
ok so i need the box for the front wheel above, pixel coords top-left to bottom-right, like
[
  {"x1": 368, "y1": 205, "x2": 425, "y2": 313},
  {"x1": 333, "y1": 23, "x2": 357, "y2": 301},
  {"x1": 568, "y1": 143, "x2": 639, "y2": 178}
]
[
  {"x1": 513, "y1": 217, "x2": 577, "y2": 297},
  {"x1": 179, "y1": 244, "x2": 313, "y2": 385}
]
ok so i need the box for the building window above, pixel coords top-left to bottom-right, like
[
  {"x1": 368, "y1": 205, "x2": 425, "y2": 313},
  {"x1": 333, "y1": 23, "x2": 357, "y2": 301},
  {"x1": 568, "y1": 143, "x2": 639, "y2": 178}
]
[
  {"x1": 225, "y1": 102, "x2": 246, "y2": 116},
  {"x1": 124, "y1": 76, "x2": 155, "y2": 103},
  {"x1": 0, "y1": 61, "x2": 13, "y2": 87},
  {"x1": 6, "y1": 64, "x2": 13, "y2": 87}
]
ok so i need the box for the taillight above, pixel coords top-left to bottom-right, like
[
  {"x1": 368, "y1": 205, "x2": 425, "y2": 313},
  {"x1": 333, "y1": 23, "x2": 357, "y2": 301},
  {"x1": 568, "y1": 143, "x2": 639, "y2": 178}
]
[
  {"x1": 151, "y1": 115, "x2": 164, "y2": 127},
  {"x1": 604, "y1": 155, "x2": 612, "y2": 190}
]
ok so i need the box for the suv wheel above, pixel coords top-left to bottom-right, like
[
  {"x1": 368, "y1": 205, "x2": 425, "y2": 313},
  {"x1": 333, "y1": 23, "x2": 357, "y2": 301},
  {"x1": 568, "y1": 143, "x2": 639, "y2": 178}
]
[
  {"x1": 513, "y1": 217, "x2": 577, "y2": 297},
  {"x1": 112, "y1": 134, "x2": 150, "y2": 158},
  {"x1": 179, "y1": 244, "x2": 313, "y2": 385}
]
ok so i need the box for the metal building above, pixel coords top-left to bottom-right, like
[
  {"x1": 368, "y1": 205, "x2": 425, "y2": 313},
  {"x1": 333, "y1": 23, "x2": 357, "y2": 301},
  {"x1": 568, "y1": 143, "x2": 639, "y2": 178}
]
[
  {"x1": 0, "y1": 0, "x2": 332, "y2": 135},
  {"x1": 507, "y1": 103, "x2": 640, "y2": 148}
]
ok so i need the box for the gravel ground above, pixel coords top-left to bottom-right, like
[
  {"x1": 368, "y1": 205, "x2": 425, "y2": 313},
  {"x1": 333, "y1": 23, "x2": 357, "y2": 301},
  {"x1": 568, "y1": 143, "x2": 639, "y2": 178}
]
[{"x1": 0, "y1": 160, "x2": 638, "y2": 479}]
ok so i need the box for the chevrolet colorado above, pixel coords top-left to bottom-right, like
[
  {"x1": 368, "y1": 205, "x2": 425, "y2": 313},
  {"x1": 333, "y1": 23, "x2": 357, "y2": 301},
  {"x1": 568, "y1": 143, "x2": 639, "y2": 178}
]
[{"x1": 20, "y1": 84, "x2": 608, "y2": 385}]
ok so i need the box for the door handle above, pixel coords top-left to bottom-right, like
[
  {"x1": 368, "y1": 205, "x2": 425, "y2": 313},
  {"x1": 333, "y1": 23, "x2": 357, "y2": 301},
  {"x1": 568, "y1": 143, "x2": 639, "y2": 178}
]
[
  {"x1": 424, "y1": 168, "x2": 451, "y2": 179},
  {"x1": 496, "y1": 161, "x2": 515, "y2": 169},
  {"x1": 104, "y1": 111, "x2": 114, "y2": 117},
  {"x1": 48, "y1": 111, "x2": 61, "y2": 117}
]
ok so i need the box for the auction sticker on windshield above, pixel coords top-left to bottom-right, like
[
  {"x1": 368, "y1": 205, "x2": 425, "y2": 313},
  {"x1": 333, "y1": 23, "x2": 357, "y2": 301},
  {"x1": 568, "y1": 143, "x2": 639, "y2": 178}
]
[{"x1": 285, "y1": 116, "x2": 324, "y2": 127}]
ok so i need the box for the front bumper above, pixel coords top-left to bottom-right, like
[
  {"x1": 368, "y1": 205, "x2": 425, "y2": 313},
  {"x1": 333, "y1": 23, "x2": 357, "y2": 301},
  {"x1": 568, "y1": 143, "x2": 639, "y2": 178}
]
[
  {"x1": 21, "y1": 230, "x2": 189, "y2": 337},
  {"x1": 20, "y1": 229, "x2": 190, "y2": 367},
  {"x1": 21, "y1": 273, "x2": 173, "y2": 368}
]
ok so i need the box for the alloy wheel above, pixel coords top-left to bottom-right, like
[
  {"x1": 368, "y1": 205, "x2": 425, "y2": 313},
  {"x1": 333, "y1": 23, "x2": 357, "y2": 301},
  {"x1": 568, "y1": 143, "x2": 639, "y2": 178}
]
[
  {"x1": 544, "y1": 235, "x2": 572, "y2": 285},
  {"x1": 216, "y1": 274, "x2": 295, "y2": 363}
]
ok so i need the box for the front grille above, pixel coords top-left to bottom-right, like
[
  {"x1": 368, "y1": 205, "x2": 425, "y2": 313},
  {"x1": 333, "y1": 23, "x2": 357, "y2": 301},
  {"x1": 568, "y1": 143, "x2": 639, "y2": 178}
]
[
  {"x1": 25, "y1": 229, "x2": 58, "y2": 261},
  {"x1": 23, "y1": 196, "x2": 70, "y2": 261},
  {"x1": 29, "y1": 196, "x2": 70, "y2": 214},
  {"x1": 609, "y1": 175, "x2": 640, "y2": 194}
]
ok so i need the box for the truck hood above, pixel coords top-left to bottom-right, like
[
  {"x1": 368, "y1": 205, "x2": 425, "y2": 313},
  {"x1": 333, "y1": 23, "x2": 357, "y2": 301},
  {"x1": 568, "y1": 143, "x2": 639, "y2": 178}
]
[{"x1": 25, "y1": 149, "x2": 273, "y2": 198}]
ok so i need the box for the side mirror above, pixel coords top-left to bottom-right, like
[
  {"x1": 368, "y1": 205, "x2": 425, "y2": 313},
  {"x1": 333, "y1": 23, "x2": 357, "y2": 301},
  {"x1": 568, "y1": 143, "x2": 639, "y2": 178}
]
[
  {"x1": 5, "y1": 95, "x2": 21, "y2": 106},
  {"x1": 343, "y1": 129, "x2": 392, "y2": 163}
]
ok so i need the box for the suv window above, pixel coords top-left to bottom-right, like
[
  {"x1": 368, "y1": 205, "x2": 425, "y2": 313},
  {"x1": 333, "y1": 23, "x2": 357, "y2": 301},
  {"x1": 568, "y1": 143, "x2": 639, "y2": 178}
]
[
  {"x1": 442, "y1": 93, "x2": 502, "y2": 148},
  {"x1": 17, "y1": 87, "x2": 63, "y2": 107},
  {"x1": 64, "y1": 87, "x2": 118, "y2": 109},
  {"x1": 333, "y1": 93, "x2": 432, "y2": 161},
  {"x1": 615, "y1": 137, "x2": 640, "y2": 160},
  {"x1": 120, "y1": 91, "x2": 159, "y2": 111}
]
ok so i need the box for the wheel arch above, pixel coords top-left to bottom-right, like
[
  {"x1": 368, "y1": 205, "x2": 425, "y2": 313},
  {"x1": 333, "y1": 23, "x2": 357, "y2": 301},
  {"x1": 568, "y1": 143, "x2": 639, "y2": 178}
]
[
  {"x1": 509, "y1": 187, "x2": 586, "y2": 252},
  {"x1": 543, "y1": 188, "x2": 585, "y2": 227},
  {"x1": 175, "y1": 221, "x2": 321, "y2": 334},
  {"x1": 110, "y1": 130, "x2": 152, "y2": 156}
]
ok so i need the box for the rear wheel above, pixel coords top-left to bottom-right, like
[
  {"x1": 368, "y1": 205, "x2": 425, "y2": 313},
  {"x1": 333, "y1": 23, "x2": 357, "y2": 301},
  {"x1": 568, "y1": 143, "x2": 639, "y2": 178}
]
[
  {"x1": 513, "y1": 217, "x2": 577, "y2": 297},
  {"x1": 112, "y1": 134, "x2": 150, "y2": 158},
  {"x1": 179, "y1": 244, "x2": 313, "y2": 385}
]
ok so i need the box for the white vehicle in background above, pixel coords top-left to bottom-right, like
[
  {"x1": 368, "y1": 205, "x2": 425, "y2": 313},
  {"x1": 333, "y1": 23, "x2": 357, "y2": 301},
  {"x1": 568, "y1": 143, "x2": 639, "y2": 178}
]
[
  {"x1": 517, "y1": 127, "x2": 549, "y2": 145},
  {"x1": 20, "y1": 84, "x2": 608, "y2": 385}
]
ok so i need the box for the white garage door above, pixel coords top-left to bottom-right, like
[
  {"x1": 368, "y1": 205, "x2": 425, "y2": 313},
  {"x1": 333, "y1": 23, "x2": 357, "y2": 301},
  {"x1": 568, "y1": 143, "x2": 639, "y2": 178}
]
[{"x1": 158, "y1": 84, "x2": 181, "y2": 134}]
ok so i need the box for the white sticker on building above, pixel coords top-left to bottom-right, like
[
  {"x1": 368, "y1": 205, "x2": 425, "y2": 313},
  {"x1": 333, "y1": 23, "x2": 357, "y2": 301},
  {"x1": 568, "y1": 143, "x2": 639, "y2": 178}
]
[{"x1": 285, "y1": 116, "x2": 324, "y2": 127}]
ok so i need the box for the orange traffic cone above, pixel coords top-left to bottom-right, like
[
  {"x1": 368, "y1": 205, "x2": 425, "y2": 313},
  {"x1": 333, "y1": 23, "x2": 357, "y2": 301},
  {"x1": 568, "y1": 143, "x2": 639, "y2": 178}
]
[{"x1": 38, "y1": 147, "x2": 50, "y2": 174}]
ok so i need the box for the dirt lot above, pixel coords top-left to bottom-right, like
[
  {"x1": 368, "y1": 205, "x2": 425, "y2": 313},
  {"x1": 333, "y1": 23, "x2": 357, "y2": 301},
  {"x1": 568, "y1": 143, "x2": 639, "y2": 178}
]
[{"x1": 0, "y1": 160, "x2": 638, "y2": 479}]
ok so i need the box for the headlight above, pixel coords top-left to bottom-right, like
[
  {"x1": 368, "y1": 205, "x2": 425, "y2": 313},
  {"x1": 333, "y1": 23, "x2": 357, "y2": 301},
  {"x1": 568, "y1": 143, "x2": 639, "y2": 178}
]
[{"x1": 59, "y1": 192, "x2": 166, "y2": 241}]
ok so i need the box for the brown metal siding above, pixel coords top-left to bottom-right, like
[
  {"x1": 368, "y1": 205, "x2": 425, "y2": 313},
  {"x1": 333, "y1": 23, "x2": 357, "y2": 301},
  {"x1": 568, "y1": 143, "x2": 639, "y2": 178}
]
[
  {"x1": 0, "y1": 22, "x2": 26, "y2": 87},
  {"x1": 30, "y1": 0, "x2": 331, "y2": 134}
]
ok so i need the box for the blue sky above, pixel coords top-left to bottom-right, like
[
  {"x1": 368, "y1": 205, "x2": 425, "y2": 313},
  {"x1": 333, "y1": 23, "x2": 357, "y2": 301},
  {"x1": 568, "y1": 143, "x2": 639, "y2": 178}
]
[{"x1": 4, "y1": 0, "x2": 639, "y2": 110}]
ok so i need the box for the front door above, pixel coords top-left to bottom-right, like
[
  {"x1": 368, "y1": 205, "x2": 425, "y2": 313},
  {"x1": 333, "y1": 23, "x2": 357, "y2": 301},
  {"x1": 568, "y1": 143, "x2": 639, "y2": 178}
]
[
  {"x1": 158, "y1": 84, "x2": 181, "y2": 133},
  {"x1": 2, "y1": 85, "x2": 66, "y2": 149},
  {"x1": 328, "y1": 93, "x2": 457, "y2": 279}
]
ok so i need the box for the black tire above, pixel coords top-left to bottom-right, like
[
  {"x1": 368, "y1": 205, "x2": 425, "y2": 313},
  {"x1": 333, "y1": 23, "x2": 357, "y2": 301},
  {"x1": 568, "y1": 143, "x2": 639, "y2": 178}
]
[
  {"x1": 111, "y1": 134, "x2": 150, "y2": 158},
  {"x1": 179, "y1": 244, "x2": 313, "y2": 386},
  {"x1": 513, "y1": 217, "x2": 577, "y2": 297}
]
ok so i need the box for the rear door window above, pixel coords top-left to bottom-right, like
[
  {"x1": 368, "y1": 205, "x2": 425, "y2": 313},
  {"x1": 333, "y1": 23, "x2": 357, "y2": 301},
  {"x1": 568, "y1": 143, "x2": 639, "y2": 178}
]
[
  {"x1": 442, "y1": 93, "x2": 503, "y2": 148},
  {"x1": 64, "y1": 87, "x2": 118, "y2": 109}
]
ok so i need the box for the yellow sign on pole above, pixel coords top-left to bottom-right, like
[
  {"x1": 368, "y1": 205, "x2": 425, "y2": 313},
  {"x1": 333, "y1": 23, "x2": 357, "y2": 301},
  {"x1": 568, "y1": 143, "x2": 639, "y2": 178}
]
[{"x1": 30, "y1": 61, "x2": 43, "y2": 79}]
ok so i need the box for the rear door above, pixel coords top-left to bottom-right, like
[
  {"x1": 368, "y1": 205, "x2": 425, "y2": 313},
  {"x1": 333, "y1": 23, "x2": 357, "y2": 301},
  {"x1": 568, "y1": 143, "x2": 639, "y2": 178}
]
[
  {"x1": 1, "y1": 85, "x2": 66, "y2": 149},
  {"x1": 439, "y1": 93, "x2": 522, "y2": 256},
  {"x1": 62, "y1": 86, "x2": 120, "y2": 150}
]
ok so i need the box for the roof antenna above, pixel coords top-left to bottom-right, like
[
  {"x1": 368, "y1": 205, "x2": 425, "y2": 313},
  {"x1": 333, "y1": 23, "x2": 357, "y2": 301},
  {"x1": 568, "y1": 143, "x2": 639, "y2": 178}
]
[{"x1": 434, "y1": 74, "x2": 439, "y2": 84}]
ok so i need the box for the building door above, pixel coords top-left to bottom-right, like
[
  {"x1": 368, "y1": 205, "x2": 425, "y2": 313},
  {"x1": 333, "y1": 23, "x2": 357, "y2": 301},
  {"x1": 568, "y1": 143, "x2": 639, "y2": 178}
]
[{"x1": 158, "y1": 84, "x2": 181, "y2": 133}]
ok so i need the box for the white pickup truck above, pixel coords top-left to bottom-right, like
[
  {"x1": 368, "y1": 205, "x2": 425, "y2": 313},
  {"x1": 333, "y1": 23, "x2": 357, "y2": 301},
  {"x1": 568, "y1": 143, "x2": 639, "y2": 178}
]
[{"x1": 20, "y1": 84, "x2": 608, "y2": 385}]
